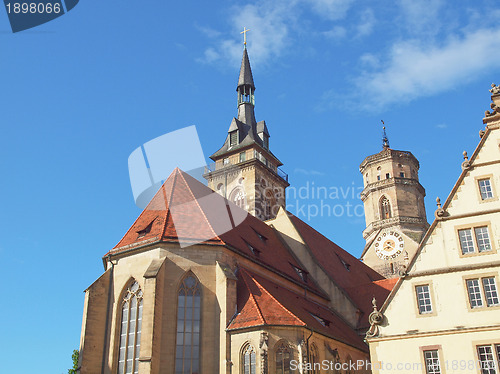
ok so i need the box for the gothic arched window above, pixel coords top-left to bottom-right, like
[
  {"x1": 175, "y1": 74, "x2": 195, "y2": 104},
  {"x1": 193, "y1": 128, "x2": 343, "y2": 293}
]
[
  {"x1": 310, "y1": 344, "x2": 320, "y2": 374},
  {"x1": 175, "y1": 275, "x2": 201, "y2": 374},
  {"x1": 242, "y1": 343, "x2": 256, "y2": 374},
  {"x1": 380, "y1": 196, "x2": 392, "y2": 219},
  {"x1": 230, "y1": 188, "x2": 246, "y2": 209},
  {"x1": 117, "y1": 281, "x2": 143, "y2": 374},
  {"x1": 276, "y1": 342, "x2": 292, "y2": 374}
]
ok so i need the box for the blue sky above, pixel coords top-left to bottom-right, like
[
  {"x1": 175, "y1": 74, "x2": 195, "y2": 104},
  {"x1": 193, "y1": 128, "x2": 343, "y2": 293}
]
[{"x1": 1, "y1": 0, "x2": 500, "y2": 372}]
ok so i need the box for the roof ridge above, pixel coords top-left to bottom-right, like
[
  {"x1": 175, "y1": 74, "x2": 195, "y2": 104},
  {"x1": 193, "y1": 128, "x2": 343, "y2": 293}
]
[
  {"x1": 175, "y1": 169, "x2": 224, "y2": 244},
  {"x1": 240, "y1": 269, "x2": 266, "y2": 325},
  {"x1": 247, "y1": 269, "x2": 305, "y2": 326},
  {"x1": 159, "y1": 169, "x2": 179, "y2": 240}
]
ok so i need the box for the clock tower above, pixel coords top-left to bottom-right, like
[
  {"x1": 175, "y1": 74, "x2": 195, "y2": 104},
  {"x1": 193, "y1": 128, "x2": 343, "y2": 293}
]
[
  {"x1": 359, "y1": 127, "x2": 429, "y2": 277},
  {"x1": 203, "y1": 46, "x2": 289, "y2": 220}
]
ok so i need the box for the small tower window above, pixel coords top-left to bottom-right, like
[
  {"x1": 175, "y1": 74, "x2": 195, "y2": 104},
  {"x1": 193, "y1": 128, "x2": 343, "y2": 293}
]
[
  {"x1": 239, "y1": 152, "x2": 246, "y2": 162},
  {"x1": 229, "y1": 131, "x2": 238, "y2": 147},
  {"x1": 400, "y1": 172, "x2": 405, "y2": 178},
  {"x1": 263, "y1": 134, "x2": 269, "y2": 149},
  {"x1": 230, "y1": 188, "x2": 245, "y2": 209},
  {"x1": 380, "y1": 196, "x2": 392, "y2": 219},
  {"x1": 377, "y1": 166, "x2": 381, "y2": 181},
  {"x1": 386, "y1": 173, "x2": 390, "y2": 179}
]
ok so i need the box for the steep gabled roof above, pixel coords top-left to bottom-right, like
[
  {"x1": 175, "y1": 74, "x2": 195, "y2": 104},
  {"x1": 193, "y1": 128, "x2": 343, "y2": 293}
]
[
  {"x1": 286, "y1": 213, "x2": 396, "y2": 328},
  {"x1": 110, "y1": 168, "x2": 224, "y2": 252},
  {"x1": 229, "y1": 268, "x2": 368, "y2": 352},
  {"x1": 288, "y1": 214, "x2": 384, "y2": 288},
  {"x1": 108, "y1": 168, "x2": 321, "y2": 293}
]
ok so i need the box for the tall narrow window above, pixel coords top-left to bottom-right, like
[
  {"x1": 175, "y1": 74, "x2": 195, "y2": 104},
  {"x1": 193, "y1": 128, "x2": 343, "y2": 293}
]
[
  {"x1": 415, "y1": 285, "x2": 432, "y2": 314},
  {"x1": 478, "y1": 179, "x2": 494, "y2": 200},
  {"x1": 240, "y1": 151, "x2": 246, "y2": 162},
  {"x1": 118, "y1": 281, "x2": 143, "y2": 374},
  {"x1": 380, "y1": 196, "x2": 391, "y2": 219},
  {"x1": 482, "y1": 277, "x2": 500, "y2": 306},
  {"x1": 423, "y1": 350, "x2": 441, "y2": 374},
  {"x1": 458, "y1": 229, "x2": 475, "y2": 254},
  {"x1": 263, "y1": 134, "x2": 269, "y2": 149},
  {"x1": 477, "y1": 344, "x2": 500, "y2": 374},
  {"x1": 310, "y1": 344, "x2": 320, "y2": 374},
  {"x1": 242, "y1": 344, "x2": 256, "y2": 374},
  {"x1": 466, "y1": 279, "x2": 483, "y2": 308},
  {"x1": 475, "y1": 227, "x2": 492, "y2": 252},
  {"x1": 230, "y1": 131, "x2": 238, "y2": 147},
  {"x1": 276, "y1": 342, "x2": 291, "y2": 374},
  {"x1": 175, "y1": 275, "x2": 201, "y2": 374}
]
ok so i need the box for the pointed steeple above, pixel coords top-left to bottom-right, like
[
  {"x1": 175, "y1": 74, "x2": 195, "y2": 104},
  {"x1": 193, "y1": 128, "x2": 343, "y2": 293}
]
[
  {"x1": 236, "y1": 47, "x2": 257, "y2": 126},
  {"x1": 382, "y1": 122, "x2": 390, "y2": 149},
  {"x1": 237, "y1": 48, "x2": 255, "y2": 91}
]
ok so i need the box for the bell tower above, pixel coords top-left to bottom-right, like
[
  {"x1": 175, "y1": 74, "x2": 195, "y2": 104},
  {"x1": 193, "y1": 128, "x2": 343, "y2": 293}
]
[
  {"x1": 204, "y1": 44, "x2": 289, "y2": 220},
  {"x1": 359, "y1": 126, "x2": 428, "y2": 277}
]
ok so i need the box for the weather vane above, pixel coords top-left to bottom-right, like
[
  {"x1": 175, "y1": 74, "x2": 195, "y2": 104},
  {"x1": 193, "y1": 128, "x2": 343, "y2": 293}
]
[
  {"x1": 381, "y1": 120, "x2": 390, "y2": 149},
  {"x1": 241, "y1": 27, "x2": 250, "y2": 46}
]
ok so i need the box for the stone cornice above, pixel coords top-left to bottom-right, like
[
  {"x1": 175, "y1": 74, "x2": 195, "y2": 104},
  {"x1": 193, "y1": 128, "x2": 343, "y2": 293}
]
[
  {"x1": 359, "y1": 149, "x2": 419, "y2": 171},
  {"x1": 360, "y1": 177, "x2": 426, "y2": 201},
  {"x1": 363, "y1": 217, "x2": 428, "y2": 239},
  {"x1": 367, "y1": 324, "x2": 500, "y2": 343}
]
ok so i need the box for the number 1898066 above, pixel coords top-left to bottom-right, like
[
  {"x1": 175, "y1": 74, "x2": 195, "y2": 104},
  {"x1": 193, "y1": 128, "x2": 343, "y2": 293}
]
[{"x1": 6, "y1": 2, "x2": 62, "y2": 14}]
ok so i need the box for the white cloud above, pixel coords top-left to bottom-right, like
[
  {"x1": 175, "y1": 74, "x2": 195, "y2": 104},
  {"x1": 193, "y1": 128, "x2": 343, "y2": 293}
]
[
  {"x1": 436, "y1": 123, "x2": 448, "y2": 129},
  {"x1": 398, "y1": 0, "x2": 445, "y2": 37},
  {"x1": 323, "y1": 25, "x2": 347, "y2": 40},
  {"x1": 306, "y1": 0, "x2": 354, "y2": 20},
  {"x1": 199, "y1": 0, "x2": 354, "y2": 67},
  {"x1": 294, "y1": 168, "x2": 326, "y2": 176},
  {"x1": 352, "y1": 28, "x2": 500, "y2": 109},
  {"x1": 356, "y1": 8, "x2": 375, "y2": 38}
]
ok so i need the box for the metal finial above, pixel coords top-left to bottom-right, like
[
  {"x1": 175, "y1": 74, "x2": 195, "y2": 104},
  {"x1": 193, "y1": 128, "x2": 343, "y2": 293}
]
[
  {"x1": 382, "y1": 121, "x2": 390, "y2": 149},
  {"x1": 372, "y1": 297, "x2": 378, "y2": 311},
  {"x1": 463, "y1": 151, "x2": 468, "y2": 160},
  {"x1": 241, "y1": 27, "x2": 250, "y2": 46},
  {"x1": 436, "y1": 197, "x2": 441, "y2": 208}
]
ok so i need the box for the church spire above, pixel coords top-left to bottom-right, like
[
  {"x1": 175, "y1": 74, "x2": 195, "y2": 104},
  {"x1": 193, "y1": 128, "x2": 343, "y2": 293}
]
[
  {"x1": 381, "y1": 121, "x2": 390, "y2": 149},
  {"x1": 236, "y1": 45, "x2": 256, "y2": 126},
  {"x1": 237, "y1": 48, "x2": 255, "y2": 92}
]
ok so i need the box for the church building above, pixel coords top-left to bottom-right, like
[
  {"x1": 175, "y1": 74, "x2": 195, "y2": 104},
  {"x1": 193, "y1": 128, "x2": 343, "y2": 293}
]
[
  {"x1": 76, "y1": 46, "x2": 397, "y2": 374},
  {"x1": 76, "y1": 37, "x2": 499, "y2": 374}
]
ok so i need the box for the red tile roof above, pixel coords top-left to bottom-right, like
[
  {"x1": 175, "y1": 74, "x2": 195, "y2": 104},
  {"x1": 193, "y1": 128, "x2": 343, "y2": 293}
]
[
  {"x1": 229, "y1": 268, "x2": 368, "y2": 352},
  {"x1": 287, "y1": 214, "x2": 396, "y2": 328},
  {"x1": 108, "y1": 168, "x2": 323, "y2": 293},
  {"x1": 344, "y1": 278, "x2": 399, "y2": 329}
]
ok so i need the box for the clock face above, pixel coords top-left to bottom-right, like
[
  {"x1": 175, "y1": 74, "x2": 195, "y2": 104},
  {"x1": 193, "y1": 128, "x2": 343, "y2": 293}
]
[{"x1": 374, "y1": 231, "x2": 405, "y2": 260}]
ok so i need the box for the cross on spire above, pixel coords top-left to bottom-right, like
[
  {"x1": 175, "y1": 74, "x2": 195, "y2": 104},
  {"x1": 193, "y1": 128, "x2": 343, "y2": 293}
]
[{"x1": 241, "y1": 27, "x2": 250, "y2": 46}]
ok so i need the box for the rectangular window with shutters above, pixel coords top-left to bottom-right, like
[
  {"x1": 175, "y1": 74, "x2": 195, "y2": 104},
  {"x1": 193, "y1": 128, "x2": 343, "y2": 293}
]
[{"x1": 229, "y1": 130, "x2": 238, "y2": 147}]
